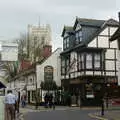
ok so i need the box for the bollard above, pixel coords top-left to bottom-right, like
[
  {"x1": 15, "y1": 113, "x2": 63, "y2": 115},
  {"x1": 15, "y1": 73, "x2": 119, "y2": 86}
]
[{"x1": 101, "y1": 99, "x2": 104, "y2": 116}]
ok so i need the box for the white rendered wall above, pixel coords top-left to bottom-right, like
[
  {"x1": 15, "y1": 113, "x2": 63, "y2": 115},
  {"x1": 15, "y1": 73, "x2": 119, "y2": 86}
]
[
  {"x1": 88, "y1": 38, "x2": 97, "y2": 47},
  {"x1": 106, "y1": 49, "x2": 115, "y2": 59},
  {"x1": 98, "y1": 36, "x2": 109, "y2": 48},
  {"x1": 36, "y1": 48, "x2": 62, "y2": 88},
  {"x1": 105, "y1": 60, "x2": 115, "y2": 70}
]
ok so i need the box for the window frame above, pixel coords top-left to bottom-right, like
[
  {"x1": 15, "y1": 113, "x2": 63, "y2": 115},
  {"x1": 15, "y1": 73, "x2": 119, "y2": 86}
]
[
  {"x1": 94, "y1": 53, "x2": 101, "y2": 69},
  {"x1": 86, "y1": 53, "x2": 92, "y2": 69},
  {"x1": 75, "y1": 30, "x2": 82, "y2": 44}
]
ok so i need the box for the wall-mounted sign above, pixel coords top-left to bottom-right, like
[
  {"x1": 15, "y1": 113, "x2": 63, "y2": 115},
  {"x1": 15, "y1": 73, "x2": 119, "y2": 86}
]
[{"x1": 44, "y1": 66, "x2": 53, "y2": 81}]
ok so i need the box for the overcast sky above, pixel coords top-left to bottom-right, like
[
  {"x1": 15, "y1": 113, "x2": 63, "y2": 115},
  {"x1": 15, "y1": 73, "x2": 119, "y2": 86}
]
[{"x1": 0, "y1": 0, "x2": 119, "y2": 50}]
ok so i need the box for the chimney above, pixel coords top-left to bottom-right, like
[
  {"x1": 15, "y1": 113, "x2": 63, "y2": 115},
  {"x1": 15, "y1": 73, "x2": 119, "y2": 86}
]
[{"x1": 42, "y1": 45, "x2": 52, "y2": 58}]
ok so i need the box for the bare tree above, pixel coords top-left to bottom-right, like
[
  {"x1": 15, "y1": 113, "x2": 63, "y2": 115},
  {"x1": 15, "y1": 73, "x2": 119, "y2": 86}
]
[{"x1": 15, "y1": 33, "x2": 28, "y2": 61}]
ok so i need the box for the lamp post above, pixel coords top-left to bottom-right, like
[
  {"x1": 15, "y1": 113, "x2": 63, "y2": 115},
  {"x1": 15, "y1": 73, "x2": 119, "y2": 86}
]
[
  {"x1": 106, "y1": 83, "x2": 110, "y2": 109},
  {"x1": 101, "y1": 83, "x2": 105, "y2": 116}
]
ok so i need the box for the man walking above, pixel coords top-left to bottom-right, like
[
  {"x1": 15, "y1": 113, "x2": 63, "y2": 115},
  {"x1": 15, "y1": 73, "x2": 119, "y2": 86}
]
[{"x1": 5, "y1": 90, "x2": 16, "y2": 120}]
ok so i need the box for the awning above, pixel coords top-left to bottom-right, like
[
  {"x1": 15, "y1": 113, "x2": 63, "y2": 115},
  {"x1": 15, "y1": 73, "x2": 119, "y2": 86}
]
[{"x1": 0, "y1": 81, "x2": 6, "y2": 89}]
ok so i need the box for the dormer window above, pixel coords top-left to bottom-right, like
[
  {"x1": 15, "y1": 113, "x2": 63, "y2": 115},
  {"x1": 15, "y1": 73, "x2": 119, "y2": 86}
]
[{"x1": 75, "y1": 30, "x2": 82, "y2": 44}]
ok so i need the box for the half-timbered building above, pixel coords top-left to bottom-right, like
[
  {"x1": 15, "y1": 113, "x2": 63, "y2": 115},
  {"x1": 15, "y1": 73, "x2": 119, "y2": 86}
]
[{"x1": 61, "y1": 17, "x2": 119, "y2": 106}]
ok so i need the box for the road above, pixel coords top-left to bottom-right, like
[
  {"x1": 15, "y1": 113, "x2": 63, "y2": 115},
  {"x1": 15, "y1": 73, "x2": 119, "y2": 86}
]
[{"x1": 24, "y1": 109, "x2": 96, "y2": 120}]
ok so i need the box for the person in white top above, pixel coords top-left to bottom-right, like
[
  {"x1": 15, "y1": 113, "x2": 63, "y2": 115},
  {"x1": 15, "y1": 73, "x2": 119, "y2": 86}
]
[{"x1": 4, "y1": 90, "x2": 16, "y2": 120}]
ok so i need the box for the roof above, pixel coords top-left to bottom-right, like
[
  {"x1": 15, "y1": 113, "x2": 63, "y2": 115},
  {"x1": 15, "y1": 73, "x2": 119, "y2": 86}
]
[
  {"x1": 110, "y1": 28, "x2": 120, "y2": 41},
  {"x1": 105, "y1": 19, "x2": 119, "y2": 27},
  {"x1": 61, "y1": 26, "x2": 74, "y2": 37},
  {"x1": 0, "y1": 81, "x2": 6, "y2": 89},
  {"x1": 83, "y1": 18, "x2": 119, "y2": 45},
  {"x1": 61, "y1": 17, "x2": 119, "y2": 52},
  {"x1": 37, "y1": 48, "x2": 62, "y2": 65},
  {"x1": 74, "y1": 17, "x2": 105, "y2": 28}
]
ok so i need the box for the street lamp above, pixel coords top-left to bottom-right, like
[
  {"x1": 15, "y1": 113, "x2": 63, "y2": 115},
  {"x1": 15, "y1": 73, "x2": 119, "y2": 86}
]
[{"x1": 106, "y1": 83, "x2": 110, "y2": 109}]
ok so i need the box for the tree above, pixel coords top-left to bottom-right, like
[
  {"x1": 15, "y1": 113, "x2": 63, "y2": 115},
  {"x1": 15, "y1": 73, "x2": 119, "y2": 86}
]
[
  {"x1": 40, "y1": 80, "x2": 58, "y2": 91},
  {"x1": 15, "y1": 33, "x2": 28, "y2": 61},
  {"x1": 1, "y1": 62, "x2": 18, "y2": 83}
]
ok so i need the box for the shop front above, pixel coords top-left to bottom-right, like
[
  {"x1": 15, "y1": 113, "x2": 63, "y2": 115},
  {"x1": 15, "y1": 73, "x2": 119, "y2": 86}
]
[{"x1": 69, "y1": 77, "x2": 105, "y2": 106}]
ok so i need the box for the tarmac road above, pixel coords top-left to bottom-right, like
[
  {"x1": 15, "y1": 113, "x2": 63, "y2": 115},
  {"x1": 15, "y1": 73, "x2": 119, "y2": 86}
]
[{"x1": 24, "y1": 109, "x2": 96, "y2": 120}]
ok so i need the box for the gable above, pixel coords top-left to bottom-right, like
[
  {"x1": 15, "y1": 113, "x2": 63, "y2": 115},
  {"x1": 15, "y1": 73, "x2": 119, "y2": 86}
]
[
  {"x1": 99, "y1": 27, "x2": 108, "y2": 36},
  {"x1": 75, "y1": 23, "x2": 81, "y2": 31},
  {"x1": 64, "y1": 32, "x2": 69, "y2": 38},
  {"x1": 88, "y1": 38, "x2": 97, "y2": 47}
]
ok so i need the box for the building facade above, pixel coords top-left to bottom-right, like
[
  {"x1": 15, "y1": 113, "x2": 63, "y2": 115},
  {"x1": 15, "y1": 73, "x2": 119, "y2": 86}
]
[
  {"x1": 61, "y1": 17, "x2": 119, "y2": 106},
  {"x1": 27, "y1": 24, "x2": 52, "y2": 62},
  {"x1": 8, "y1": 48, "x2": 62, "y2": 104},
  {"x1": 36, "y1": 48, "x2": 62, "y2": 102}
]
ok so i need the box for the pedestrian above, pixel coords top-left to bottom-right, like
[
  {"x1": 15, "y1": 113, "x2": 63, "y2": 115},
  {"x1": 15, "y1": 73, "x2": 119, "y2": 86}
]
[
  {"x1": 21, "y1": 94, "x2": 26, "y2": 108},
  {"x1": 14, "y1": 92, "x2": 19, "y2": 114},
  {"x1": 44, "y1": 93, "x2": 49, "y2": 108},
  {"x1": 4, "y1": 90, "x2": 16, "y2": 120},
  {"x1": 49, "y1": 93, "x2": 53, "y2": 108},
  {"x1": 52, "y1": 94, "x2": 55, "y2": 110}
]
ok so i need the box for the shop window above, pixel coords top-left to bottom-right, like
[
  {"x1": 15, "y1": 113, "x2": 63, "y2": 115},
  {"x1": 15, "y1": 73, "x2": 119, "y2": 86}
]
[{"x1": 85, "y1": 83, "x2": 94, "y2": 98}]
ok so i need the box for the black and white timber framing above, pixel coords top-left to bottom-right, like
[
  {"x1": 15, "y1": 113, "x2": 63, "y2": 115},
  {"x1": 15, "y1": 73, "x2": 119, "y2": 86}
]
[{"x1": 60, "y1": 17, "x2": 119, "y2": 106}]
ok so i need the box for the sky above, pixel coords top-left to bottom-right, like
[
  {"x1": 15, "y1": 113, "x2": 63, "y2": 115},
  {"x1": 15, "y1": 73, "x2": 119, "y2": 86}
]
[{"x1": 0, "y1": 0, "x2": 119, "y2": 50}]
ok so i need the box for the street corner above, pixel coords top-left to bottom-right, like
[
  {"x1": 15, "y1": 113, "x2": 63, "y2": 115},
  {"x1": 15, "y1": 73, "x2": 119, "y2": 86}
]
[
  {"x1": 88, "y1": 113, "x2": 108, "y2": 120},
  {"x1": 17, "y1": 113, "x2": 24, "y2": 120}
]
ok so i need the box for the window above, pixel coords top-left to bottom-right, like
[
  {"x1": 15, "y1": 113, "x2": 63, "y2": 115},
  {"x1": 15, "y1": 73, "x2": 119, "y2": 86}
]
[
  {"x1": 86, "y1": 83, "x2": 94, "y2": 98},
  {"x1": 94, "y1": 53, "x2": 100, "y2": 69},
  {"x1": 66, "y1": 37, "x2": 69, "y2": 48},
  {"x1": 63, "y1": 39, "x2": 66, "y2": 50},
  {"x1": 61, "y1": 58, "x2": 65, "y2": 74},
  {"x1": 66, "y1": 59, "x2": 69, "y2": 74},
  {"x1": 86, "y1": 53, "x2": 92, "y2": 69},
  {"x1": 75, "y1": 30, "x2": 82, "y2": 44},
  {"x1": 78, "y1": 54, "x2": 82, "y2": 70},
  {"x1": 63, "y1": 37, "x2": 69, "y2": 50},
  {"x1": 81, "y1": 54, "x2": 84, "y2": 69}
]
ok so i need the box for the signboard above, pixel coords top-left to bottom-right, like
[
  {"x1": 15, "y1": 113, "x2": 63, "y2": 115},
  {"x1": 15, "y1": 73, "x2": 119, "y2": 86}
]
[
  {"x1": 85, "y1": 83, "x2": 94, "y2": 98},
  {"x1": 1, "y1": 43, "x2": 18, "y2": 61},
  {"x1": 44, "y1": 66, "x2": 53, "y2": 81}
]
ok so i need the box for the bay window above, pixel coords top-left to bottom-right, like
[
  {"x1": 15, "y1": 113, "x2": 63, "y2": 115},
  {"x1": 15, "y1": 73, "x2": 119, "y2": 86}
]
[
  {"x1": 94, "y1": 53, "x2": 100, "y2": 69},
  {"x1": 86, "y1": 53, "x2": 92, "y2": 69},
  {"x1": 81, "y1": 54, "x2": 84, "y2": 69}
]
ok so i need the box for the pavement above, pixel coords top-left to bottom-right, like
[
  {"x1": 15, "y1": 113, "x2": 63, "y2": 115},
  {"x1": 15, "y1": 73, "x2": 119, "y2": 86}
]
[{"x1": 18, "y1": 105, "x2": 120, "y2": 120}]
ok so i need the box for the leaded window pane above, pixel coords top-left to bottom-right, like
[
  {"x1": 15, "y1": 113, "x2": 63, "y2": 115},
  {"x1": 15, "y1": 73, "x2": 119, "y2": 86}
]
[
  {"x1": 94, "y1": 53, "x2": 100, "y2": 68},
  {"x1": 86, "y1": 53, "x2": 92, "y2": 69}
]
